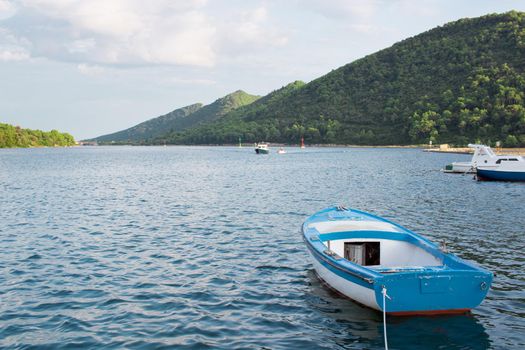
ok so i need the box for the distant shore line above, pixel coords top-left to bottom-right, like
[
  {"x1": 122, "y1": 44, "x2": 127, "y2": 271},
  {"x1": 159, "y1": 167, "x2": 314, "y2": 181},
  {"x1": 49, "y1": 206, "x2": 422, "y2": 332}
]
[
  {"x1": 76, "y1": 143, "x2": 525, "y2": 155},
  {"x1": 0, "y1": 145, "x2": 76, "y2": 149},
  {"x1": 84, "y1": 143, "x2": 424, "y2": 148}
]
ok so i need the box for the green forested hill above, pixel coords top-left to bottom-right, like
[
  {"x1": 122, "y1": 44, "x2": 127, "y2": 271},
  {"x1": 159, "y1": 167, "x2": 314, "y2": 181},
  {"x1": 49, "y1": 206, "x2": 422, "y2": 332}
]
[
  {"x1": 162, "y1": 11, "x2": 525, "y2": 146},
  {"x1": 92, "y1": 103, "x2": 203, "y2": 143},
  {"x1": 157, "y1": 82, "x2": 303, "y2": 144},
  {"x1": 155, "y1": 90, "x2": 260, "y2": 143},
  {"x1": 93, "y1": 90, "x2": 260, "y2": 144},
  {"x1": 0, "y1": 123, "x2": 75, "y2": 148}
]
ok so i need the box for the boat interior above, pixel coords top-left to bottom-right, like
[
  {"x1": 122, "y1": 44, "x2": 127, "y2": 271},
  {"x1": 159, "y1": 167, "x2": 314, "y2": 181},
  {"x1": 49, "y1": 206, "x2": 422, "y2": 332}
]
[{"x1": 308, "y1": 220, "x2": 445, "y2": 273}]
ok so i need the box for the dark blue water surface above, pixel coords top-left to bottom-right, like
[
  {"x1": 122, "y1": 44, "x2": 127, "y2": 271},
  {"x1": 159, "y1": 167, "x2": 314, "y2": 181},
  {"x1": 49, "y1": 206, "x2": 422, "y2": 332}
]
[{"x1": 0, "y1": 146, "x2": 524, "y2": 349}]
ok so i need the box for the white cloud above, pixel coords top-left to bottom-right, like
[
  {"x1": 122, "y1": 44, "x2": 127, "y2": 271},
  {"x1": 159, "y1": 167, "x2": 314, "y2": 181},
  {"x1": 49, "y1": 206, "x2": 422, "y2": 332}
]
[
  {"x1": 0, "y1": 0, "x2": 15, "y2": 19},
  {"x1": 17, "y1": 0, "x2": 216, "y2": 67},
  {"x1": 0, "y1": 1, "x2": 296, "y2": 69},
  {"x1": 0, "y1": 48, "x2": 29, "y2": 61},
  {"x1": 304, "y1": 0, "x2": 442, "y2": 23},
  {"x1": 299, "y1": 0, "x2": 387, "y2": 37},
  {"x1": 0, "y1": 28, "x2": 31, "y2": 61},
  {"x1": 77, "y1": 63, "x2": 107, "y2": 76},
  {"x1": 393, "y1": 0, "x2": 441, "y2": 17},
  {"x1": 0, "y1": 0, "x2": 12, "y2": 11},
  {"x1": 349, "y1": 24, "x2": 375, "y2": 33},
  {"x1": 67, "y1": 38, "x2": 96, "y2": 54},
  {"x1": 218, "y1": 5, "x2": 289, "y2": 57},
  {"x1": 22, "y1": 0, "x2": 149, "y2": 38},
  {"x1": 304, "y1": 0, "x2": 379, "y2": 20}
]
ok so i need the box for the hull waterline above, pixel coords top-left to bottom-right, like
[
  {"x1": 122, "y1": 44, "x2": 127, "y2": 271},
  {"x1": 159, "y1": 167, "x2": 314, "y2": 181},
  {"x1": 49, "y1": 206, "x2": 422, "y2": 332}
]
[{"x1": 477, "y1": 168, "x2": 525, "y2": 181}]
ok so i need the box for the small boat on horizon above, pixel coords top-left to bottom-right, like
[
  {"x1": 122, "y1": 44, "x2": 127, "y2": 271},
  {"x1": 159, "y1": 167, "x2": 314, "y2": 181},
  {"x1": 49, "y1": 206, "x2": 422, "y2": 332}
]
[
  {"x1": 255, "y1": 142, "x2": 270, "y2": 154},
  {"x1": 303, "y1": 206, "x2": 492, "y2": 315},
  {"x1": 277, "y1": 147, "x2": 286, "y2": 154}
]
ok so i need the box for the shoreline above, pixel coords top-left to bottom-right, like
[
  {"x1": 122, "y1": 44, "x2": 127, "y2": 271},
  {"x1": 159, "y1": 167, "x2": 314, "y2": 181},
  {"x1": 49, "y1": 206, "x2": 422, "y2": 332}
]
[
  {"x1": 77, "y1": 143, "x2": 525, "y2": 155},
  {"x1": 423, "y1": 147, "x2": 525, "y2": 155}
]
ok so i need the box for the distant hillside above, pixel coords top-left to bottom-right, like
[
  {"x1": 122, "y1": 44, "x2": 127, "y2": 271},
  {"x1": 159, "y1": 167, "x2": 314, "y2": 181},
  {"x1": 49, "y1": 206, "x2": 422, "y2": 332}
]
[
  {"x1": 155, "y1": 90, "x2": 260, "y2": 143},
  {"x1": 92, "y1": 90, "x2": 260, "y2": 144},
  {"x1": 164, "y1": 11, "x2": 525, "y2": 146},
  {"x1": 91, "y1": 103, "x2": 202, "y2": 143},
  {"x1": 0, "y1": 123, "x2": 75, "y2": 148},
  {"x1": 160, "y1": 81, "x2": 306, "y2": 144}
]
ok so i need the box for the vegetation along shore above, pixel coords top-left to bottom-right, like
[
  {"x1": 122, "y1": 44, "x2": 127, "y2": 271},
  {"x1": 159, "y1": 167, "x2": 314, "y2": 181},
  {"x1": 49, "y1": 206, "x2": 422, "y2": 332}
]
[
  {"x1": 424, "y1": 146, "x2": 525, "y2": 155},
  {"x1": 0, "y1": 123, "x2": 75, "y2": 148}
]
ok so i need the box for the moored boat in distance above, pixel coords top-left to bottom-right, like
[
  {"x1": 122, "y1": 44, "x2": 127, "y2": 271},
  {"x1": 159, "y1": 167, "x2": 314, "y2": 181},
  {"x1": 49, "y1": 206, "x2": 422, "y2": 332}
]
[
  {"x1": 476, "y1": 156, "x2": 525, "y2": 181},
  {"x1": 255, "y1": 142, "x2": 270, "y2": 154},
  {"x1": 303, "y1": 206, "x2": 492, "y2": 315},
  {"x1": 443, "y1": 144, "x2": 507, "y2": 173},
  {"x1": 277, "y1": 147, "x2": 286, "y2": 154}
]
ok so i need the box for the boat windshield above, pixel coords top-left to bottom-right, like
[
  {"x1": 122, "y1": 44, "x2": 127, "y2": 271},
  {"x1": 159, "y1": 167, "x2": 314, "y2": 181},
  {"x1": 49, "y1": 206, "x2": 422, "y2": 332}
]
[{"x1": 485, "y1": 147, "x2": 496, "y2": 156}]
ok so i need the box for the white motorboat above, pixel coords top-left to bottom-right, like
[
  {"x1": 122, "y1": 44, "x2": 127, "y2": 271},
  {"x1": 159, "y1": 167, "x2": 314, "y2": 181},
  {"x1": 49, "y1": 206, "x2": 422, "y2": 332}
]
[
  {"x1": 476, "y1": 155, "x2": 525, "y2": 181},
  {"x1": 255, "y1": 142, "x2": 269, "y2": 154},
  {"x1": 443, "y1": 144, "x2": 512, "y2": 173}
]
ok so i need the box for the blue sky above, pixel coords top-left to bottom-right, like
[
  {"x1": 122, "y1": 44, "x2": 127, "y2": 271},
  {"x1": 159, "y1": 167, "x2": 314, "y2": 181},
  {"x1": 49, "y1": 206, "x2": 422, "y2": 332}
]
[{"x1": 1, "y1": 0, "x2": 525, "y2": 140}]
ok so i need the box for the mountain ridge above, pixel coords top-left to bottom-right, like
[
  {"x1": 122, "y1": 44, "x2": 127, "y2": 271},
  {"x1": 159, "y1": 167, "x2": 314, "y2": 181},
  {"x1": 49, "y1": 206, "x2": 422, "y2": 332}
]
[
  {"x1": 94, "y1": 11, "x2": 525, "y2": 146},
  {"x1": 92, "y1": 90, "x2": 260, "y2": 144},
  {"x1": 92, "y1": 103, "x2": 203, "y2": 143},
  {"x1": 165, "y1": 11, "x2": 525, "y2": 146}
]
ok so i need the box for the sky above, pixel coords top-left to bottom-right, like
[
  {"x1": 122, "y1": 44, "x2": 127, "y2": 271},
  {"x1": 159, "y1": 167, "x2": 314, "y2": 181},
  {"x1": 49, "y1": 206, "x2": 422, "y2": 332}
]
[{"x1": 1, "y1": 0, "x2": 525, "y2": 140}]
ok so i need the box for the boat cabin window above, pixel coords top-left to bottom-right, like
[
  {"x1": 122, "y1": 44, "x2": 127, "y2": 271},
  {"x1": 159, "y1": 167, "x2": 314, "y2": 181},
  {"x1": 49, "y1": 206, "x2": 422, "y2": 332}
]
[
  {"x1": 344, "y1": 242, "x2": 380, "y2": 266},
  {"x1": 496, "y1": 158, "x2": 519, "y2": 164}
]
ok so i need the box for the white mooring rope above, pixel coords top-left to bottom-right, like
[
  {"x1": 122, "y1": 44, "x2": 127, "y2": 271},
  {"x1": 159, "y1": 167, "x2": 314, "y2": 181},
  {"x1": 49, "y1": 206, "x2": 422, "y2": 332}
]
[{"x1": 381, "y1": 287, "x2": 391, "y2": 350}]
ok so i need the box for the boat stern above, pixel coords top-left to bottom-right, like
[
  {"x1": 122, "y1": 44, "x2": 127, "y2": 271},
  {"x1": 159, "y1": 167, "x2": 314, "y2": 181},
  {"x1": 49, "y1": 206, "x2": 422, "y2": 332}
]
[{"x1": 373, "y1": 269, "x2": 493, "y2": 315}]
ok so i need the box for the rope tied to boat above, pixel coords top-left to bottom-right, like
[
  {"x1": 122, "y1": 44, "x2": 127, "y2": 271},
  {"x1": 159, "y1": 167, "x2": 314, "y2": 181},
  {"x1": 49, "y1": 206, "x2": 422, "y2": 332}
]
[
  {"x1": 463, "y1": 166, "x2": 474, "y2": 176},
  {"x1": 440, "y1": 240, "x2": 448, "y2": 253},
  {"x1": 381, "y1": 286, "x2": 391, "y2": 350}
]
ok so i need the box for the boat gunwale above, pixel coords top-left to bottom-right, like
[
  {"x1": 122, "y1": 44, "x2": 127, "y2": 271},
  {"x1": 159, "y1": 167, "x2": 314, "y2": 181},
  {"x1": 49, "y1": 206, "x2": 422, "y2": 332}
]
[
  {"x1": 303, "y1": 227, "x2": 485, "y2": 281},
  {"x1": 302, "y1": 206, "x2": 492, "y2": 279}
]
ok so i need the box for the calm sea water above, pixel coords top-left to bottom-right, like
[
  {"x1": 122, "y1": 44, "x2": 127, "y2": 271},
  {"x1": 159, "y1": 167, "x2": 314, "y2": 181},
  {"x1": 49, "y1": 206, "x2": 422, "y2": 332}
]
[{"x1": 0, "y1": 146, "x2": 524, "y2": 350}]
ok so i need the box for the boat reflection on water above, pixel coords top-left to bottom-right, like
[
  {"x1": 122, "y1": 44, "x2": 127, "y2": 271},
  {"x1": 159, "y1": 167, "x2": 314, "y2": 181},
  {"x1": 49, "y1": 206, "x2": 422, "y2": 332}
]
[
  {"x1": 306, "y1": 269, "x2": 490, "y2": 349},
  {"x1": 385, "y1": 314, "x2": 490, "y2": 350}
]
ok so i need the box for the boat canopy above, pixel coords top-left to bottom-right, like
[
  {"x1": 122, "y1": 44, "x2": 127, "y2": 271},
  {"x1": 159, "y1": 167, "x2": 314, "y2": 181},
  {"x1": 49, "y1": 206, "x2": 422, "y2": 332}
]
[{"x1": 468, "y1": 143, "x2": 496, "y2": 157}]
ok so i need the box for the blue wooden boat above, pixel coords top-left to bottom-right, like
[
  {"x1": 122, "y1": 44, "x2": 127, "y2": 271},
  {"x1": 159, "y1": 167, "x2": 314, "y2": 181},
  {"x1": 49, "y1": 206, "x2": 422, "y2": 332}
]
[{"x1": 303, "y1": 206, "x2": 492, "y2": 315}]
